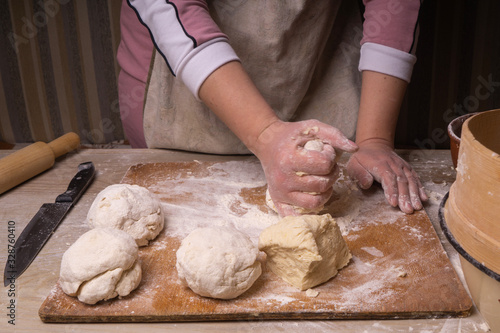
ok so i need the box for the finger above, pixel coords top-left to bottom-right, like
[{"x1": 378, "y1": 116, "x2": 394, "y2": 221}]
[
  {"x1": 283, "y1": 189, "x2": 333, "y2": 212},
  {"x1": 386, "y1": 159, "x2": 415, "y2": 214},
  {"x1": 290, "y1": 170, "x2": 338, "y2": 194},
  {"x1": 379, "y1": 167, "x2": 399, "y2": 207},
  {"x1": 399, "y1": 158, "x2": 428, "y2": 205},
  {"x1": 317, "y1": 126, "x2": 358, "y2": 153},
  {"x1": 415, "y1": 175, "x2": 428, "y2": 202},
  {"x1": 405, "y1": 167, "x2": 423, "y2": 211},
  {"x1": 419, "y1": 186, "x2": 429, "y2": 202},
  {"x1": 346, "y1": 156, "x2": 374, "y2": 189},
  {"x1": 296, "y1": 120, "x2": 358, "y2": 153},
  {"x1": 395, "y1": 171, "x2": 414, "y2": 214},
  {"x1": 286, "y1": 149, "x2": 336, "y2": 175}
]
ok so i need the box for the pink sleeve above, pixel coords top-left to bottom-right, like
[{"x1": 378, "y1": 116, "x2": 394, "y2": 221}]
[
  {"x1": 168, "y1": 0, "x2": 224, "y2": 45},
  {"x1": 128, "y1": 0, "x2": 240, "y2": 99},
  {"x1": 358, "y1": 0, "x2": 421, "y2": 82},
  {"x1": 117, "y1": 0, "x2": 154, "y2": 83},
  {"x1": 361, "y1": 0, "x2": 421, "y2": 53}
]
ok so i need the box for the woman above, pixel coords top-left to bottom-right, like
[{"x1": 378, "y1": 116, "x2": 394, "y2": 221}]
[{"x1": 117, "y1": 0, "x2": 427, "y2": 216}]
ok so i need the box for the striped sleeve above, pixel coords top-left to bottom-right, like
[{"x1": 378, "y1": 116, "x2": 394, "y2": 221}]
[
  {"x1": 358, "y1": 0, "x2": 421, "y2": 82},
  {"x1": 127, "y1": 0, "x2": 240, "y2": 99}
]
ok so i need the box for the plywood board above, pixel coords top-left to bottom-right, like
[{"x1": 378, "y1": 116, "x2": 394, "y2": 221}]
[{"x1": 39, "y1": 160, "x2": 472, "y2": 322}]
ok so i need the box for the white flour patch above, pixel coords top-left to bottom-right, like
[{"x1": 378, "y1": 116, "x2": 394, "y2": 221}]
[
  {"x1": 361, "y1": 247, "x2": 384, "y2": 258},
  {"x1": 351, "y1": 256, "x2": 374, "y2": 275},
  {"x1": 148, "y1": 160, "x2": 279, "y2": 240},
  {"x1": 252, "y1": 294, "x2": 297, "y2": 306},
  {"x1": 335, "y1": 275, "x2": 395, "y2": 311}
]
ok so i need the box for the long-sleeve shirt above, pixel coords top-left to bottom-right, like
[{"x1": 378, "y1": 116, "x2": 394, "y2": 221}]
[
  {"x1": 120, "y1": 0, "x2": 420, "y2": 99},
  {"x1": 117, "y1": 0, "x2": 421, "y2": 153}
]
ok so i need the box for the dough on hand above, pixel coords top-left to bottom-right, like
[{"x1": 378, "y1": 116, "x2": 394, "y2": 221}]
[
  {"x1": 87, "y1": 184, "x2": 164, "y2": 246},
  {"x1": 258, "y1": 214, "x2": 351, "y2": 290},
  {"x1": 176, "y1": 226, "x2": 262, "y2": 299},
  {"x1": 59, "y1": 228, "x2": 141, "y2": 304}
]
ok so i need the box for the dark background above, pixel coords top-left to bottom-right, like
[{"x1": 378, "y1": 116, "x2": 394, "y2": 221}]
[{"x1": 396, "y1": 0, "x2": 500, "y2": 149}]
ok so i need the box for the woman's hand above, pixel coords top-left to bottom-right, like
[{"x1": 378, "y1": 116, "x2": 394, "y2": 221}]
[
  {"x1": 252, "y1": 119, "x2": 358, "y2": 217},
  {"x1": 346, "y1": 139, "x2": 427, "y2": 214},
  {"x1": 198, "y1": 62, "x2": 358, "y2": 216}
]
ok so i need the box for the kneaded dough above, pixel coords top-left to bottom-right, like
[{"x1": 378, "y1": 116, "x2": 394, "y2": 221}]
[
  {"x1": 176, "y1": 226, "x2": 262, "y2": 299},
  {"x1": 258, "y1": 214, "x2": 351, "y2": 290},
  {"x1": 59, "y1": 228, "x2": 142, "y2": 304},
  {"x1": 303, "y1": 139, "x2": 343, "y2": 161},
  {"x1": 87, "y1": 184, "x2": 164, "y2": 246},
  {"x1": 304, "y1": 139, "x2": 324, "y2": 152}
]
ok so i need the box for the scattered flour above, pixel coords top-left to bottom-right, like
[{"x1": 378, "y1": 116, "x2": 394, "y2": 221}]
[
  {"x1": 149, "y1": 160, "x2": 279, "y2": 240},
  {"x1": 401, "y1": 225, "x2": 426, "y2": 241},
  {"x1": 104, "y1": 158, "x2": 471, "y2": 322},
  {"x1": 139, "y1": 159, "x2": 412, "y2": 312},
  {"x1": 150, "y1": 160, "x2": 386, "y2": 241}
]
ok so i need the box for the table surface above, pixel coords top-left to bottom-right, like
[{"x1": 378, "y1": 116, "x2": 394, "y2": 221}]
[{"x1": 0, "y1": 148, "x2": 491, "y2": 332}]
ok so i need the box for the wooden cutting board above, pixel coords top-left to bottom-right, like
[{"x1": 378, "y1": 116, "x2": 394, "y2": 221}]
[{"x1": 39, "y1": 159, "x2": 472, "y2": 322}]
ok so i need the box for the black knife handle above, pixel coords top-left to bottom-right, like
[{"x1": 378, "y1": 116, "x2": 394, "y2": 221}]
[{"x1": 55, "y1": 162, "x2": 95, "y2": 203}]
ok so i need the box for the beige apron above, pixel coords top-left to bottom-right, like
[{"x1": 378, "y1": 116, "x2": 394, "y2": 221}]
[{"x1": 143, "y1": 0, "x2": 362, "y2": 154}]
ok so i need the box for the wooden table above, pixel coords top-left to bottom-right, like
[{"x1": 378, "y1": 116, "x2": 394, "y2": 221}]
[{"x1": 0, "y1": 148, "x2": 490, "y2": 332}]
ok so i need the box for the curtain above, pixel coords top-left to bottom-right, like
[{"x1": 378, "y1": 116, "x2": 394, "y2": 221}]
[{"x1": 0, "y1": 0, "x2": 123, "y2": 144}]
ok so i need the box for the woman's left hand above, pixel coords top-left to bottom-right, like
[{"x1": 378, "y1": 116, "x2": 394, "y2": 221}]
[{"x1": 346, "y1": 139, "x2": 428, "y2": 214}]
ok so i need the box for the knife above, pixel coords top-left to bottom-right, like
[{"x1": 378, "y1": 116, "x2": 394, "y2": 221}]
[{"x1": 4, "y1": 161, "x2": 95, "y2": 286}]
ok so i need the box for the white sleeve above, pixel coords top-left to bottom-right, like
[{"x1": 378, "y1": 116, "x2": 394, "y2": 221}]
[
  {"x1": 358, "y1": 42, "x2": 417, "y2": 83},
  {"x1": 128, "y1": 0, "x2": 240, "y2": 99}
]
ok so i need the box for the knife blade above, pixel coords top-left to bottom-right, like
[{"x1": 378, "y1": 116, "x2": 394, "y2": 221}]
[{"x1": 4, "y1": 161, "x2": 95, "y2": 286}]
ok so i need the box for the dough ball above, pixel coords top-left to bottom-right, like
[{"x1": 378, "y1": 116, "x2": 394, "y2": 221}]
[
  {"x1": 87, "y1": 184, "x2": 164, "y2": 246},
  {"x1": 304, "y1": 139, "x2": 324, "y2": 152},
  {"x1": 59, "y1": 228, "x2": 141, "y2": 304},
  {"x1": 303, "y1": 139, "x2": 343, "y2": 162},
  {"x1": 258, "y1": 214, "x2": 351, "y2": 290},
  {"x1": 176, "y1": 226, "x2": 262, "y2": 299}
]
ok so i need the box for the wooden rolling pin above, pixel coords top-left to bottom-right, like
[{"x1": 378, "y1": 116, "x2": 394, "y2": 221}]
[{"x1": 0, "y1": 132, "x2": 80, "y2": 195}]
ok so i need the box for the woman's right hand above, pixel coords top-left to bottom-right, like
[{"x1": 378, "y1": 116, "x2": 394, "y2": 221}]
[{"x1": 251, "y1": 119, "x2": 358, "y2": 217}]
